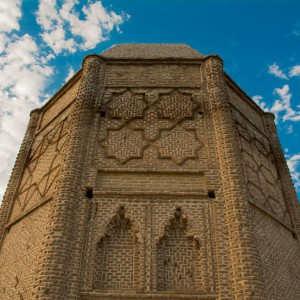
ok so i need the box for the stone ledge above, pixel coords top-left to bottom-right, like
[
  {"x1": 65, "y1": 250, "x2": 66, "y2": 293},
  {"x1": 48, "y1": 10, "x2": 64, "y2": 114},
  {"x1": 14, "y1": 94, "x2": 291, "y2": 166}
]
[
  {"x1": 93, "y1": 191, "x2": 208, "y2": 197},
  {"x1": 79, "y1": 291, "x2": 217, "y2": 300}
]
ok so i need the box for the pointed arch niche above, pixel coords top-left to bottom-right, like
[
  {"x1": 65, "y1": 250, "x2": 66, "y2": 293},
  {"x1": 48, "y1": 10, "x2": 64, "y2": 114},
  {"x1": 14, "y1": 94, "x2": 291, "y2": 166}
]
[
  {"x1": 156, "y1": 207, "x2": 202, "y2": 292},
  {"x1": 93, "y1": 206, "x2": 142, "y2": 291}
]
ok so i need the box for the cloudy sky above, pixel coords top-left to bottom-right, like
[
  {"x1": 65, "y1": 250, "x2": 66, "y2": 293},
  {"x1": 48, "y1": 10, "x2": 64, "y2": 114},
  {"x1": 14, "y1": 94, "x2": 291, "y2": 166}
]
[{"x1": 0, "y1": 0, "x2": 300, "y2": 202}]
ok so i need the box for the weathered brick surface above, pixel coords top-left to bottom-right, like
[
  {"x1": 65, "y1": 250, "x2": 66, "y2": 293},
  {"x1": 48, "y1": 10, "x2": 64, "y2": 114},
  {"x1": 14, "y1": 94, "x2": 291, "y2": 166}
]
[
  {"x1": 101, "y1": 44, "x2": 203, "y2": 59},
  {"x1": 249, "y1": 206, "x2": 300, "y2": 299},
  {"x1": 0, "y1": 44, "x2": 299, "y2": 300},
  {"x1": 0, "y1": 202, "x2": 51, "y2": 300},
  {"x1": 0, "y1": 109, "x2": 40, "y2": 243},
  {"x1": 39, "y1": 78, "x2": 80, "y2": 129}
]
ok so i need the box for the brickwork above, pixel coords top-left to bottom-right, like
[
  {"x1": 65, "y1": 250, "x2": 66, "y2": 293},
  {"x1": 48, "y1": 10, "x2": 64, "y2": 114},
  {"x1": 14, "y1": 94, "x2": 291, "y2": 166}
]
[
  {"x1": 82, "y1": 196, "x2": 216, "y2": 295},
  {"x1": 39, "y1": 79, "x2": 80, "y2": 129},
  {"x1": 104, "y1": 64, "x2": 203, "y2": 87},
  {"x1": 97, "y1": 171, "x2": 205, "y2": 193},
  {"x1": 0, "y1": 109, "x2": 40, "y2": 243},
  {"x1": 227, "y1": 85, "x2": 266, "y2": 133},
  {"x1": 31, "y1": 55, "x2": 103, "y2": 299},
  {"x1": 157, "y1": 208, "x2": 197, "y2": 291},
  {"x1": 9, "y1": 116, "x2": 68, "y2": 222},
  {"x1": 234, "y1": 109, "x2": 291, "y2": 225},
  {"x1": 0, "y1": 44, "x2": 299, "y2": 300},
  {"x1": 250, "y1": 206, "x2": 300, "y2": 299},
  {"x1": 264, "y1": 113, "x2": 300, "y2": 237},
  {"x1": 0, "y1": 202, "x2": 51, "y2": 300},
  {"x1": 204, "y1": 56, "x2": 267, "y2": 299}
]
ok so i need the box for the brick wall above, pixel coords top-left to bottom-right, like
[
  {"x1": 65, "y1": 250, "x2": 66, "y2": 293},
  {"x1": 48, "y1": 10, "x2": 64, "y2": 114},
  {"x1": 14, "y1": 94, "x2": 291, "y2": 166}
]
[
  {"x1": 39, "y1": 78, "x2": 80, "y2": 129},
  {"x1": 232, "y1": 87, "x2": 300, "y2": 299},
  {"x1": 0, "y1": 202, "x2": 51, "y2": 300},
  {"x1": 1, "y1": 45, "x2": 299, "y2": 300}
]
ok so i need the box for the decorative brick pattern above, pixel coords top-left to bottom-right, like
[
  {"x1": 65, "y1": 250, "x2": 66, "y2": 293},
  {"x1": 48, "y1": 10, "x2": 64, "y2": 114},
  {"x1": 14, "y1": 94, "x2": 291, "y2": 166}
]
[
  {"x1": 100, "y1": 89, "x2": 204, "y2": 166},
  {"x1": 0, "y1": 109, "x2": 40, "y2": 243},
  {"x1": 107, "y1": 90, "x2": 147, "y2": 120},
  {"x1": 9, "y1": 117, "x2": 68, "y2": 222},
  {"x1": 94, "y1": 207, "x2": 141, "y2": 290},
  {"x1": 154, "y1": 126, "x2": 203, "y2": 165},
  {"x1": 234, "y1": 110, "x2": 290, "y2": 224},
  {"x1": 130, "y1": 108, "x2": 174, "y2": 142},
  {"x1": 264, "y1": 113, "x2": 300, "y2": 237},
  {"x1": 82, "y1": 196, "x2": 216, "y2": 295},
  {"x1": 156, "y1": 91, "x2": 198, "y2": 120},
  {"x1": 106, "y1": 127, "x2": 148, "y2": 163},
  {"x1": 157, "y1": 208, "x2": 197, "y2": 291},
  {"x1": 1, "y1": 44, "x2": 299, "y2": 300},
  {"x1": 204, "y1": 56, "x2": 267, "y2": 299},
  {"x1": 31, "y1": 55, "x2": 103, "y2": 299}
]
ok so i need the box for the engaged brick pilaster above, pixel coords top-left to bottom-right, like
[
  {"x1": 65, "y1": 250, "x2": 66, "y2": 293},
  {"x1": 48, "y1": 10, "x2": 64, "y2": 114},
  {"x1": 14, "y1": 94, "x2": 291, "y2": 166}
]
[
  {"x1": 264, "y1": 112, "x2": 300, "y2": 237},
  {"x1": 0, "y1": 109, "x2": 40, "y2": 245},
  {"x1": 204, "y1": 56, "x2": 266, "y2": 299},
  {"x1": 32, "y1": 55, "x2": 103, "y2": 299}
]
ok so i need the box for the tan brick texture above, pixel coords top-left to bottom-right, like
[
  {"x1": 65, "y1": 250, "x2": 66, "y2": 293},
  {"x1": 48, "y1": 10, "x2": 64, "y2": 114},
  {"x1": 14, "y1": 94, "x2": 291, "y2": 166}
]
[{"x1": 0, "y1": 44, "x2": 299, "y2": 300}]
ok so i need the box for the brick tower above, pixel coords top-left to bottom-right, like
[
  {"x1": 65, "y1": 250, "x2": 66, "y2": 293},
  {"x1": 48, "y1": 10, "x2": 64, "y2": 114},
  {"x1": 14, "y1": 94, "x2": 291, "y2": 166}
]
[{"x1": 0, "y1": 44, "x2": 300, "y2": 300}]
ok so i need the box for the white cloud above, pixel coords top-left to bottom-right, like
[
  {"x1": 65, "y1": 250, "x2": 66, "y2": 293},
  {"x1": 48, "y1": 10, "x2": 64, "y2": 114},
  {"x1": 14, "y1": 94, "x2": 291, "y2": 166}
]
[
  {"x1": 270, "y1": 85, "x2": 300, "y2": 122},
  {"x1": 268, "y1": 63, "x2": 288, "y2": 80},
  {"x1": 287, "y1": 153, "x2": 300, "y2": 192},
  {"x1": 289, "y1": 65, "x2": 300, "y2": 77},
  {"x1": 0, "y1": 34, "x2": 53, "y2": 201},
  {"x1": 286, "y1": 124, "x2": 293, "y2": 134},
  {"x1": 0, "y1": 0, "x2": 22, "y2": 33},
  {"x1": 252, "y1": 95, "x2": 269, "y2": 111},
  {"x1": 65, "y1": 66, "x2": 75, "y2": 82},
  {"x1": 36, "y1": 0, "x2": 129, "y2": 54}
]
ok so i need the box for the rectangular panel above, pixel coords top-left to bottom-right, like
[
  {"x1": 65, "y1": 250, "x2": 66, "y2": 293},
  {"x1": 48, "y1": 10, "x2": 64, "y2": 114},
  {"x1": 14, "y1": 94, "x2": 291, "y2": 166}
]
[
  {"x1": 40, "y1": 79, "x2": 80, "y2": 129},
  {"x1": 105, "y1": 64, "x2": 203, "y2": 87},
  {"x1": 96, "y1": 171, "x2": 205, "y2": 193}
]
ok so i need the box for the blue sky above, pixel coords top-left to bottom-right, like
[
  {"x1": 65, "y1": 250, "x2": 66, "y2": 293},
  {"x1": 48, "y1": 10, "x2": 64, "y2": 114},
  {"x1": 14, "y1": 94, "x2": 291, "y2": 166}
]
[{"x1": 0, "y1": 0, "x2": 300, "y2": 201}]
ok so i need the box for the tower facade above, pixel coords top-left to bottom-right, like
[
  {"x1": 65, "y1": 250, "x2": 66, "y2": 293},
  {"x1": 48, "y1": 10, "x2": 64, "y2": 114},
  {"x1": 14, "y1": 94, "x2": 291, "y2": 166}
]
[{"x1": 0, "y1": 44, "x2": 300, "y2": 300}]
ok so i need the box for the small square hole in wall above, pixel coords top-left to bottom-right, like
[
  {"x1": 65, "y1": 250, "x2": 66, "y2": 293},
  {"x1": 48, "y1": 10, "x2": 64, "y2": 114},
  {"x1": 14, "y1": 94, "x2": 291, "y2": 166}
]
[
  {"x1": 100, "y1": 111, "x2": 106, "y2": 118},
  {"x1": 292, "y1": 232, "x2": 297, "y2": 240},
  {"x1": 208, "y1": 190, "x2": 216, "y2": 199},
  {"x1": 85, "y1": 187, "x2": 93, "y2": 199}
]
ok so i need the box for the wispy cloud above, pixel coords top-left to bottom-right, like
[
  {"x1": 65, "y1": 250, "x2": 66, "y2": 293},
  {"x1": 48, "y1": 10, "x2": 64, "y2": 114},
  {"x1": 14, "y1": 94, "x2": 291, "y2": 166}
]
[
  {"x1": 65, "y1": 66, "x2": 75, "y2": 82},
  {"x1": 286, "y1": 124, "x2": 293, "y2": 134},
  {"x1": 252, "y1": 95, "x2": 269, "y2": 111},
  {"x1": 289, "y1": 65, "x2": 300, "y2": 77},
  {"x1": 268, "y1": 63, "x2": 288, "y2": 80},
  {"x1": 286, "y1": 153, "x2": 300, "y2": 192},
  {"x1": 291, "y1": 21, "x2": 300, "y2": 37},
  {"x1": 36, "y1": 0, "x2": 130, "y2": 55},
  {"x1": 270, "y1": 85, "x2": 300, "y2": 122}
]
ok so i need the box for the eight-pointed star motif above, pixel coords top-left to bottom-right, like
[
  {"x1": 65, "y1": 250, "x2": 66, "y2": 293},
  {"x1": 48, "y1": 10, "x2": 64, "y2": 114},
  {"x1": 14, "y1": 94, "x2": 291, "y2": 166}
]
[
  {"x1": 106, "y1": 127, "x2": 148, "y2": 164},
  {"x1": 154, "y1": 126, "x2": 203, "y2": 165},
  {"x1": 156, "y1": 91, "x2": 197, "y2": 121},
  {"x1": 108, "y1": 90, "x2": 147, "y2": 120}
]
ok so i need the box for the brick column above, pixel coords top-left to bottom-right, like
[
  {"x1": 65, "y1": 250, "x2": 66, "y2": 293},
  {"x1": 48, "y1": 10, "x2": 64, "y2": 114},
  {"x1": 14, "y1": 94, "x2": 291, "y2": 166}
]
[
  {"x1": 0, "y1": 109, "x2": 40, "y2": 245},
  {"x1": 32, "y1": 55, "x2": 103, "y2": 299},
  {"x1": 204, "y1": 56, "x2": 266, "y2": 299},
  {"x1": 264, "y1": 112, "x2": 300, "y2": 237}
]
